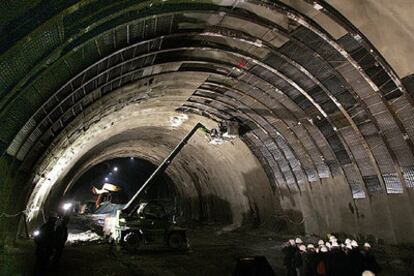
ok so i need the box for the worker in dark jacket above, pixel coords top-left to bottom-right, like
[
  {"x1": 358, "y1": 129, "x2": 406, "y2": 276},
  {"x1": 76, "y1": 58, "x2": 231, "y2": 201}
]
[
  {"x1": 361, "y1": 243, "x2": 381, "y2": 274},
  {"x1": 315, "y1": 246, "x2": 328, "y2": 276},
  {"x1": 293, "y1": 244, "x2": 307, "y2": 276},
  {"x1": 326, "y1": 242, "x2": 349, "y2": 276},
  {"x1": 348, "y1": 240, "x2": 364, "y2": 276},
  {"x1": 34, "y1": 216, "x2": 58, "y2": 274},
  {"x1": 282, "y1": 239, "x2": 297, "y2": 276},
  {"x1": 302, "y1": 244, "x2": 317, "y2": 276},
  {"x1": 52, "y1": 215, "x2": 70, "y2": 267}
]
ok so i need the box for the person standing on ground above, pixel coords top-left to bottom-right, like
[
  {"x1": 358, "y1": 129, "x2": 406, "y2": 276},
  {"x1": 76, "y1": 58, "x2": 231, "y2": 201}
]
[
  {"x1": 282, "y1": 239, "x2": 297, "y2": 276},
  {"x1": 293, "y1": 244, "x2": 306, "y2": 276},
  {"x1": 361, "y1": 243, "x2": 381, "y2": 274},
  {"x1": 346, "y1": 240, "x2": 363, "y2": 276},
  {"x1": 302, "y1": 244, "x2": 317, "y2": 276},
  {"x1": 315, "y1": 246, "x2": 328, "y2": 276},
  {"x1": 34, "y1": 216, "x2": 57, "y2": 274},
  {"x1": 52, "y1": 215, "x2": 69, "y2": 267}
]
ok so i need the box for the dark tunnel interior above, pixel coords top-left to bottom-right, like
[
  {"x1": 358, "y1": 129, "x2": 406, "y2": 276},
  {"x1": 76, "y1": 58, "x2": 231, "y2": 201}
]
[
  {"x1": 66, "y1": 157, "x2": 176, "y2": 204},
  {"x1": 1, "y1": 0, "x2": 414, "y2": 275}
]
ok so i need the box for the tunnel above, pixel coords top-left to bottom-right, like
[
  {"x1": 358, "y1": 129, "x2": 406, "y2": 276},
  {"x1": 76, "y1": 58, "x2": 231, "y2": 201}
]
[{"x1": 1, "y1": 0, "x2": 414, "y2": 275}]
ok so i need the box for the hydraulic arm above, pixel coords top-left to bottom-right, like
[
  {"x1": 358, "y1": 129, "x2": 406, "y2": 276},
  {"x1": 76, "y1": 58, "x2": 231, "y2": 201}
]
[{"x1": 122, "y1": 123, "x2": 209, "y2": 215}]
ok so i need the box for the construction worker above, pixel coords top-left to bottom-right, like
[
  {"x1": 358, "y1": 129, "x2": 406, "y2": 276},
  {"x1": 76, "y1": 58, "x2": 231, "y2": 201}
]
[
  {"x1": 302, "y1": 244, "x2": 317, "y2": 276},
  {"x1": 361, "y1": 243, "x2": 381, "y2": 274},
  {"x1": 315, "y1": 246, "x2": 328, "y2": 276},
  {"x1": 282, "y1": 239, "x2": 297, "y2": 276},
  {"x1": 329, "y1": 241, "x2": 350, "y2": 276},
  {"x1": 52, "y1": 215, "x2": 70, "y2": 267},
  {"x1": 348, "y1": 240, "x2": 364, "y2": 276},
  {"x1": 34, "y1": 216, "x2": 57, "y2": 274},
  {"x1": 293, "y1": 244, "x2": 306, "y2": 276}
]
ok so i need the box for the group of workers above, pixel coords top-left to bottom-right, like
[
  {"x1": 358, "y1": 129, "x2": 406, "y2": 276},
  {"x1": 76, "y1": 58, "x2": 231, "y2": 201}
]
[
  {"x1": 33, "y1": 215, "x2": 69, "y2": 275},
  {"x1": 282, "y1": 235, "x2": 381, "y2": 276}
]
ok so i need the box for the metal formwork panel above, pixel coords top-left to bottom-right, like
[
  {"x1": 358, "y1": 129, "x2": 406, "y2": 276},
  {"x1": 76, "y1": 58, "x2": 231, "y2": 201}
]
[
  {"x1": 306, "y1": 168, "x2": 318, "y2": 182},
  {"x1": 315, "y1": 119, "x2": 351, "y2": 165},
  {"x1": 0, "y1": 20, "x2": 62, "y2": 96},
  {"x1": 365, "y1": 135, "x2": 395, "y2": 173},
  {"x1": 340, "y1": 127, "x2": 376, "y2": 176},
  {"x1": 391, "y1": 96, "x2": 414, "y2": 142},
  {"x1": 342, "y1": 38, "x2": 402, "y2": 101},
  {"x1": 337, "y1": 33, "x2": 360, "y2": 52},
  {"x1": 335, "y1": 90, "x2": 357, "y2": 110},
  {"x1": 343, "y1": 164, "x2": 365, "y2": 199},
  {"x1": 402, "y1": 166, "x2": 414, "y2": 188},
  {"x1": 385, "y1": 131, "x2": 413, "y2": 166},
  {"x1": 307, "y1": 86, "x2": 331, "y2": 107},
  {"x1": 266, "y1": 54, "x2": 315, "y2": 91},
  {"x1": 348, "y1": 105, "x2": 369, "y2": 126},
  {"x1": 363, "y1": 175, "x2": 383, "y2": 194},
  {"x1": 221, "y1": 76, "x2": 327, "y2": 183},
  {"x1": 402, "y1": 74, "x2": 414, "y2": 96},
  {"x1": 6, "y1": 116, "x2": 36, "y2": 157},
  {"x1": 260, "y1": 135, "x2": 296, "y2": 189},
  {"x1": 383, "y1": 173, "x2": 403, "y2": 194},
  {"x1": 243, "y1": 135, "x2": 279, "y2": 191}
]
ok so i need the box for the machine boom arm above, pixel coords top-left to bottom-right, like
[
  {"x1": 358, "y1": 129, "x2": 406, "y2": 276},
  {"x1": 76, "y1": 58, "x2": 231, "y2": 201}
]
[{"x1": 122, "y1": 123, "x2": 208, "y2": 215}]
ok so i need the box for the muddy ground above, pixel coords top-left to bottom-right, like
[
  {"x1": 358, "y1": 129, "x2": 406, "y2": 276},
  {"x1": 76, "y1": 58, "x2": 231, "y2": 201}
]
[{"x1": 1, "y1": 227, "x2": 414, "y2": 275}]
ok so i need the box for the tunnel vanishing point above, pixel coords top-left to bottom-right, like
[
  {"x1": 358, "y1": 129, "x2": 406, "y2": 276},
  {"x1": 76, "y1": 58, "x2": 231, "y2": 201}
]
[{"x1": 1, "y1": 0, "x2": 414, "y2": 246}]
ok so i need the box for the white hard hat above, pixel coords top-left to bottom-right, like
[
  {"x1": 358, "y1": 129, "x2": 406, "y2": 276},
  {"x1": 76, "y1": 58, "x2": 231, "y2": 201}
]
[
  {"x1": 351, "y1": 240, "x2": 358, "y2": 247},
  {"x1": 329, "y1": 235, "x2": 336, "y2": 241},
  {"x1": 332, "y1": 242, "x2": 339, "y2": 247},
  {"x1": 325, "y1": 242, "x2": 331, "y2": 248},
  {"x1": 318, "y1": 240, "x2": 324, "y2": 246},
  {"x1": 320, "y1": 246, "x2": 328, "y2": 253},
  {"x1": 295, "y1": 238, "x2": 303, "y2": 244},
  {"x1": 307, "y1": 244, "x2": 315, "y2": 249},
  {"x1": 299, "y1": 245, "x2": 307, "y2": 252},
  {"x1": 340, "y1": 243, "x2": 345, "y2": 248},
  {"x1": 346, "y1": 244, "x2": 353, "y2": 250},
  {"x1": 364, "y1": 242, "x2": 371, "y2": 248},
  {"x1": 362, "y1": 271, "x2": 375, "y2": 276},
  {"x1": 345, "y1": 238, "x2": 351, "y2": 244},
  {"x1": 289, "y1": 239, "x2": 295, "y2": 246}
]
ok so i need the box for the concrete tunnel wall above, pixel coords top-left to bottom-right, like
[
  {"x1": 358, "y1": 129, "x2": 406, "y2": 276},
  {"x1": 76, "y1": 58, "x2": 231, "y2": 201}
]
[
  {"x1": 1, "y1": 0, "x2": 414, "y2": 245},
  {"x1": 33, "y1": 101, "x2": 277, "y2": 230},
  {"x1": 20, "y1": 74, "x2": 277, "y2": 231}
]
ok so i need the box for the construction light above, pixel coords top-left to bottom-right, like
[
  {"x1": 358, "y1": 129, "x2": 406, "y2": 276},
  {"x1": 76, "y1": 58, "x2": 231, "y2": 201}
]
[
  {"x1": 105, "y1": 177, "x2": 109, "y2": 181},
  {"x1": 33, "y1": 230, "x2": 40, "y2": 237},
  {"x1": 113, "y1": 167, "x2": 119, "y2": 172},
  {"x1": 62, "y1": 202, "x2": 73, "y2": 211}
]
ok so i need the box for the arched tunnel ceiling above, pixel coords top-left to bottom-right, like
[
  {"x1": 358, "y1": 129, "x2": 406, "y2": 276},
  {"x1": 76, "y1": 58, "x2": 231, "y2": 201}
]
[{"x1": 1, "y1": 0, "x2": 414, "y2": 241}]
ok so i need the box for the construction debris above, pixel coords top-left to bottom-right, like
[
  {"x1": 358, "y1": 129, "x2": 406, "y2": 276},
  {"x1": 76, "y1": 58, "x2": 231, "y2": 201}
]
[{"x1": 66, "y1": 230, "x2": 102, "y2": 244}]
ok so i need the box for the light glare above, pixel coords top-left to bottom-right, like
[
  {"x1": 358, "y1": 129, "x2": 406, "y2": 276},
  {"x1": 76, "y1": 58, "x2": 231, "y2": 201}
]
[{"x1": 62, "y1": 202, "x2": 73, "y2": 211}]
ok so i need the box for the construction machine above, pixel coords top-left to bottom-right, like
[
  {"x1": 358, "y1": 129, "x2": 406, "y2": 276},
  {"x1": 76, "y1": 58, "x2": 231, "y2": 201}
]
[{"x1": 109, "y1": 123, "x2": 210, "y2": 252}]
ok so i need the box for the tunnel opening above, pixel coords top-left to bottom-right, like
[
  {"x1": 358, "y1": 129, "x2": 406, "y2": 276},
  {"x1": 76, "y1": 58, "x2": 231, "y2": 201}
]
[
  {"x1": 61, "y1": 156, "x2": 180, "y2": 239},
  {"x1": 66, "y1": 157, "x2": 177, "y2": 211}
]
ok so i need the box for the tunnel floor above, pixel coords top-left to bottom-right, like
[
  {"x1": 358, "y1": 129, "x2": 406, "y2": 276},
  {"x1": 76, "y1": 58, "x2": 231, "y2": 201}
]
[
  {"x1": 3, "y1": 227, "x2": 414, "y2": 275},
  {"x1": 44, "y1": 227, "x2": 286, "y2": 276}
]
